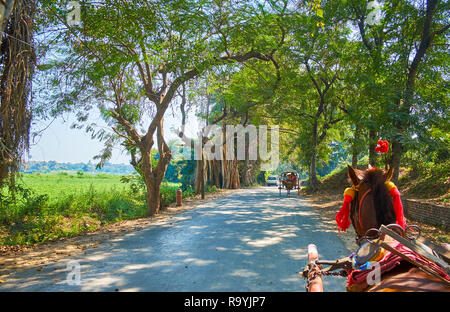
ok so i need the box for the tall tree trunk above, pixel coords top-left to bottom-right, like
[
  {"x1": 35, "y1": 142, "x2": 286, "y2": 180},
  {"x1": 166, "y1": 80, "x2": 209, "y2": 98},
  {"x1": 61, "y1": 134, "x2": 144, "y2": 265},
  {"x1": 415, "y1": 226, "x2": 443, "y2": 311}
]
[
  {"x1": 141, "y1": 149, "x2": 158, "y2": 216},
  {"x1": 0, "y1": 0, "x2": 35, "y2": 187},
  {"x1": 241, "y1": 132, "x2": 252, "y2": 186},
  {"x1": 195, "y1": 160, "x2": 201, "y2": 193},
  {"x1": 309, "y1": 151, "x2": 319, "y2": 190},
  {"x1": 140, "y1": 118, "x2": 172, "y2": 216},
  {"x1": 195, "y1": 147, "x2": 206, "y2": 198},
  {"x1": 229, "y1": 158, "x2": 240, "y2": 189},
  {"x1": 352, "y1": 150, "x2": 358, "y2": 168},
  {"x1": 221, "y1": 113, "x2": 230, "y2": 189},
  {"x1": 352, "y1": 124, "x2": 360, "y2": 168},
  {"x1": 391, "y1": 138, "x2": 403, "y2": 184},
  {"x1": 391, "y1": 0, "x2": 441, "y2": 184},
  {"x1": 212, "y1": 159, "x2": 221, "y2": 188},
  {"x1": 0, "y1": 163, "x2": 8, "y2": 186},
  {"x1": 200, "y1": 155, "x2": 205, "y2": 199},
  {"x1": 146, "y1": 176, "x2": 161, "y2": 216},
  {"x1": 368, "y1": 129, "x2": 377, "y2": 167},
  {"x1": 309, "y1": 121, "x2": 319, "y2": 190}
]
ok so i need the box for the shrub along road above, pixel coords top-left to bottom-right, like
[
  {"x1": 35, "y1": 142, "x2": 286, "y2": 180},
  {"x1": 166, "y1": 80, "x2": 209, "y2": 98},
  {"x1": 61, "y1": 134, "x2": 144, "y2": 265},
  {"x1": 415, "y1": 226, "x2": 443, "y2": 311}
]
[{"x1": 0, "y1": 187, "x2": 351, "y2": 291}]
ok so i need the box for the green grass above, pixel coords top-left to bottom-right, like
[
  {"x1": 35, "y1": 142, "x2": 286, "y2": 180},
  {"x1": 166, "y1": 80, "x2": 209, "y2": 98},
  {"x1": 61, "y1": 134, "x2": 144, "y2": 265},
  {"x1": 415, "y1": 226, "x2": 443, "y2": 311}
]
[
  {"x1": 0, "y1": 173, "x2": 188, "y2": 246},
  {"x1": 18, "y1": 172, "x2": 126, "y2": 201}
]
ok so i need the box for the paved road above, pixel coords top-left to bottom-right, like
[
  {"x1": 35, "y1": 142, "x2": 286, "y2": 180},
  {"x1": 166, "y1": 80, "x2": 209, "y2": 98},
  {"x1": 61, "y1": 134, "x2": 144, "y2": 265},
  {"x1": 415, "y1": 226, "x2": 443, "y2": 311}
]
[{"x1": 0, "y1": 187, "x2": 351, "y2": 292}]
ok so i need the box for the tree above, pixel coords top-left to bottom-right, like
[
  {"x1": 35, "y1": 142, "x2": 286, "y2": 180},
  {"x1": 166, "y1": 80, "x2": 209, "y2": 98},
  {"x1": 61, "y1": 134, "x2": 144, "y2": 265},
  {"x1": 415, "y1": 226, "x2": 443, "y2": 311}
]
[
  {"x1": 0, "y1": 0, "x2": 36, "y2": 187},
  {"x1": 390, "y1": 0, "x2": 449, "y2": 182},
  {"x1": 345, "y1": 0, "x2": 449, "y2": 182},
  {"x1": 276, "y1": 5, "x2": 349, "y2": 190},
  {"x1": 40, "y1": 0, "x2": 287, "y2": 215}
]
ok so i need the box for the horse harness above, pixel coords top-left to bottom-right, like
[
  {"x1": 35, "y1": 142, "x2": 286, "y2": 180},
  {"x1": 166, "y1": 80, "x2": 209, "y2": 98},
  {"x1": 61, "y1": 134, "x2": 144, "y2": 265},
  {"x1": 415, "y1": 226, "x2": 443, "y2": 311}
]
[
  {"x1": 302, "y1": 223, "x2": 450, "y2": 291},
  {"x1": 352, "y1": 187, "x2": 373, "y2": 245}
]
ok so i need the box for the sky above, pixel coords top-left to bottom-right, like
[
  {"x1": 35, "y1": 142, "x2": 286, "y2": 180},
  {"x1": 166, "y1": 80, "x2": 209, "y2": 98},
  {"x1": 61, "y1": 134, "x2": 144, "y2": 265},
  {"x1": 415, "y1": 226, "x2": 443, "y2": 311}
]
[{"x1": 27, "y1": 105, "x2": 201, "y2": 165}]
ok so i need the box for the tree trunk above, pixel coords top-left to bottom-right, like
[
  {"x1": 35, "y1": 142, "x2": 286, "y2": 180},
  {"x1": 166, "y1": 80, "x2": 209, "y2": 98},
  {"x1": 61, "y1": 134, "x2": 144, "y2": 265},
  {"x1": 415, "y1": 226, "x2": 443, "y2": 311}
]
[
  {"x1": 352, "y1": 150, "x2": 358, "y2": 168},
  {"x1": 230, "y1": 158, "x2": 240, "y2": 188},
  {"x1": 200, "y1": 156, "x2": 205, "y2": 199},
  {"x1": 391, "y1": 139, "x2": 403, "y2": 184},
  {"x1": 309, "y1": 121, "x2": 320, "y2": 190},
  {"x1": 217, "y1": 109, "x2": 241, "y2": 190},
  {"x1": 241, "y1": 133, "x2": 252, "y2": 186},
  {"x1": 352, "y1": 124, "x2": 360, "y2": 168},
  {"x1": 0, "y1": 162, "x2": 8, "y2": 186},
  {"x1": 139, "y1": 117, "x2": 172, "y2": 216},
  {"x1": 146, "y1": 177, "x2": 161, "y2": 216},
  {"x1": 0, "y1": 0, "x2": 35, "y2": 187},
  {"x1": 212, "y1": 159, "x2": 221, "y2": 188},
  {"x1": 195, "y1": 160, "x2": 201, "y2": 193},
  {"x1": 368, "y1": 129, "x2": 377, "y2": 167},
  {"x1": 195, "y1": 146, "x2": 207, "y2": 198},
  {"x1": 241, "y1": 160, "x2": 254, "y2": 186},
  {"x1": 141, "y1": 149, "x2": 157, "y2": 216},
  {"x1": 309, "y1": 151, "x2": 319, "y2": 190}
]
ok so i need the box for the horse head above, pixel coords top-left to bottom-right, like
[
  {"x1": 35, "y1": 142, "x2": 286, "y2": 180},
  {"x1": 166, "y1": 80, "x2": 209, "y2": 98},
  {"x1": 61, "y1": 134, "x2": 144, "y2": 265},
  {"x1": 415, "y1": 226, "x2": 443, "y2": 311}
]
[{"x1": 347, "y1": 165, "x2": 397, "y2": 241}]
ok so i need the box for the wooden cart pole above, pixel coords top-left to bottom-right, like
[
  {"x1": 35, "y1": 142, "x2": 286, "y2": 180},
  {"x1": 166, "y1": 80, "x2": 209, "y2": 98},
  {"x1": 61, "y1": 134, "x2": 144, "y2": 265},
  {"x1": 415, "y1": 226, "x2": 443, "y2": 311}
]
[{"x1": 306, "y1": 244, "x2": 324, "y2": 292}]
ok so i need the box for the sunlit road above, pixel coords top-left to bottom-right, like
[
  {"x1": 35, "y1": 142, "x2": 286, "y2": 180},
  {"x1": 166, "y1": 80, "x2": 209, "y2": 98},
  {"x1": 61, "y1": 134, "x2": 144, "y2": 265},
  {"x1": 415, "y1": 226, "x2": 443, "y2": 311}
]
[{"x1": 0, "y1": 187, "x2": 350, "y2": 291}]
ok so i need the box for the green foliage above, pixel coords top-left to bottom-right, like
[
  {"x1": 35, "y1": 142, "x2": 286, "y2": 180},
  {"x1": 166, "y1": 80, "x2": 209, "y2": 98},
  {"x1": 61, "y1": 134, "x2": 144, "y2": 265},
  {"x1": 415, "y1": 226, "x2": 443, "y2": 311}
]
[{"x1": 160, "y1": 181, "x2": 180, "y2": 208}]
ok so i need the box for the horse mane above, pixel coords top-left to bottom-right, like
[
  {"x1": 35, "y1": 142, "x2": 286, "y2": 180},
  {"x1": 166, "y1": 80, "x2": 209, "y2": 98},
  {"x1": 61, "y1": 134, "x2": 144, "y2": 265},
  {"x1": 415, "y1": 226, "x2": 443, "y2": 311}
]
[{"x1": 360, "y1": 167, "x2": 396, "y2": 226}]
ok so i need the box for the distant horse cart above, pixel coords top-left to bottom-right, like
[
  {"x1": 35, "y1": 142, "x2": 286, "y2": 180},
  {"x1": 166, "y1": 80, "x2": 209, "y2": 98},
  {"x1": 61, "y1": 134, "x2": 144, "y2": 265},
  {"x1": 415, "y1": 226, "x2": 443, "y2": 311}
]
[
  {"x1": 301, "y1": 165, "x2": 450, "y2": 292},
  {"x1": 278, "y1": 170, "x2": 300, "y2": 196}
]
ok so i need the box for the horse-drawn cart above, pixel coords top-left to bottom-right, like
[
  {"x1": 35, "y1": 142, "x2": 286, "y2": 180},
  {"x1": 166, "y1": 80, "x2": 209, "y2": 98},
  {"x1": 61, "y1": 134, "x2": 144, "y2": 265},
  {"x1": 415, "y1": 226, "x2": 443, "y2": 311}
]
[{"x1": 278, "y1": 170, "x2": 301, "y2": 196}]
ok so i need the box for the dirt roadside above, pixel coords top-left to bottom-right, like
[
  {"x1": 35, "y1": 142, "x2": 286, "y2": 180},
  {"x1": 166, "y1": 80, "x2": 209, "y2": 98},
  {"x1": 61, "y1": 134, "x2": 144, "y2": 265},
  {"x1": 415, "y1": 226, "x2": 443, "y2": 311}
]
[{"x1": 0, "y1": 188, "x2": 240, "y2": 280}]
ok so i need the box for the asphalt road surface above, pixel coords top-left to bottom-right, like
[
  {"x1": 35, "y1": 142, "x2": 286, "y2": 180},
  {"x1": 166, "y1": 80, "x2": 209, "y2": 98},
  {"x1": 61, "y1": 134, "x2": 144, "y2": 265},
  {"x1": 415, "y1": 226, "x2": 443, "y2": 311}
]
[{"x1": 0, "y1": 187, "x2": 351, "y2": 292}]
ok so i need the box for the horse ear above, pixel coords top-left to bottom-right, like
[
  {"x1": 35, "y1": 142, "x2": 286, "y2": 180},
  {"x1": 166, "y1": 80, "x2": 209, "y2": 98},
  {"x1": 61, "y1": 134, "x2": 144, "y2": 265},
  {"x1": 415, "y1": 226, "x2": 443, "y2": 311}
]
[
  {"x1": 348, "y1": 164, "x2": 360, "y2": 186},
  {"x1": 384, "y1": 166, "x2": 394, "y2": 182}
]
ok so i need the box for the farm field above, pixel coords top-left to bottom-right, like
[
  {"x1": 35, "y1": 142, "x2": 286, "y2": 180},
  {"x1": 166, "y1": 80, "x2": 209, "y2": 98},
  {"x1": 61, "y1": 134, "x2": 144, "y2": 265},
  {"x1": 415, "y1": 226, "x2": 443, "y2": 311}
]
[
  {"x1": 18, "y1": 173, "x2": 127, "y2": 201},
  {"x1": 0, "y1": 173, "x2": 186, "y2": 246}
]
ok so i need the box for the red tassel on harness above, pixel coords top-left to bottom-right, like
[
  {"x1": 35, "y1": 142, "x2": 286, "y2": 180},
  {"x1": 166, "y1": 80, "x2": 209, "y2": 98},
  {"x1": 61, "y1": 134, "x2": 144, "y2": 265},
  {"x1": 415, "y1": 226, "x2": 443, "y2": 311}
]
[
  {"x1": 389, "y1": 187, "x2": 405, "y2": 230},
  {"x1": 335, "y1": 194, "x2": 353, "y2": 232}
]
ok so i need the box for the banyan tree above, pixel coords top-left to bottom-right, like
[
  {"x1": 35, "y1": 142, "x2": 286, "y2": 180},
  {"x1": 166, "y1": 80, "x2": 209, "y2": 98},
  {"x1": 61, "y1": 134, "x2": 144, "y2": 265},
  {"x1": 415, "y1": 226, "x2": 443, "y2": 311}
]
[{"x1": 0, "y1": 0, "x2": 36, "y2": 186}]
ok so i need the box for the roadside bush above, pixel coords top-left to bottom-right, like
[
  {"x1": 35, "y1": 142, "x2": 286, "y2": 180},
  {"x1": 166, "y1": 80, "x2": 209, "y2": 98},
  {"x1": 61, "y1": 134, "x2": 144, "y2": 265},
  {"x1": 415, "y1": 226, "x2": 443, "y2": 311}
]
[{"x1": 0, "y1": 184, "x2": 49, "y2": 225}]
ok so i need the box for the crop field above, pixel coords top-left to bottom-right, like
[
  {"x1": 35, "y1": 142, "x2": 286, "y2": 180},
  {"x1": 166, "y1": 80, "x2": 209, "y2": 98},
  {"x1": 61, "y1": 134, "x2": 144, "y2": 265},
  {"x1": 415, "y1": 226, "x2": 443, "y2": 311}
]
[
  {"x1": 18, "y1": 173, "x2": 127, "y2": 201},
  {"x1": 0, "y1": 173, "x2": 187, "y2": 246}
]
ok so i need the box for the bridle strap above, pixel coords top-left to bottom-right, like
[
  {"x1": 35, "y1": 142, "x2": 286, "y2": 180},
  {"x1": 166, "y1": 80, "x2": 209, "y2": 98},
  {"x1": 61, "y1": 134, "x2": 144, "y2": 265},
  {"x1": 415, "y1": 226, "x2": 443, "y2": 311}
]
[{"x1": 357, "y1": 189, "x2": 372, "y2": 240}]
